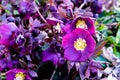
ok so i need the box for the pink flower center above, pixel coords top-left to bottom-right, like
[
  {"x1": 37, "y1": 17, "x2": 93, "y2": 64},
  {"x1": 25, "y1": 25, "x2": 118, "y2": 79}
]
[
  {"x1": 74, "y1": 38, "x2": 87, "y2": 51},
  {"x1": 76, "y1": 20, "x2": 87, "y2": 29}
]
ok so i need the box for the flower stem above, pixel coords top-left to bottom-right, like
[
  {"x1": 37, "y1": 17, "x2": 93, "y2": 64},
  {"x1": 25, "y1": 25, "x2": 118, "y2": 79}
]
[
  {"x1": 33, "y1": 1, "x2": 48, "y2": 25},
  {"x1": 50, "y1": 65, "x2": 57, "y2": 80}
]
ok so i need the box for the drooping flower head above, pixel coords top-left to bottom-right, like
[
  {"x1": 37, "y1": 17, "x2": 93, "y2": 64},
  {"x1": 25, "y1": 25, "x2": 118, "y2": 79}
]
[
  {"x1": 6, "y1": 69, "x2": 32, "y2": 80},
  {"x1": 62, "y1": 28, "x2": 96, "y2": 61},
  {"x1": 0, "y1": 23, "x2": 19, "y2": 47},
  {"x1": 64, "y1": 16, "x2": 95, "y2": 35}
]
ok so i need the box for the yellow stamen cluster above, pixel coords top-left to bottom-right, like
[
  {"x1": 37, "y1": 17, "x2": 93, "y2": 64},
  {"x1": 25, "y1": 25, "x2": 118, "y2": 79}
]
[
  {"x1": 76, "y1": 20, "x2": 87, "y2": 29},
  {"x1": 74, "y1": 38, "x2": 87, "y2": 51},
  {"x1": 15, "y1": 72, "x2": 25, "y2": 80}
]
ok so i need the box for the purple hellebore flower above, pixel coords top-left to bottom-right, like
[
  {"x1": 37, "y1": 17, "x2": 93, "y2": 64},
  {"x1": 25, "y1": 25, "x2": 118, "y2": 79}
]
[
  {"x1": 49, "y1": 5, "x2": 57, "y2": 12},
  {"x1": 18, "y1": 1, "x2": 34, "y2": 14},
  {"x1": 90, "y1": 0, "x2": 102, "y2": 14},
  {"x1": 41, "y1": 49, "x2": 64, "y2": 65},
  {"x1": 64, "y1": 16, "x2": 95, "y2": 35},
  {"x1": 86, "y1": 61, "x2": 103, "y2": 79},
  {"x1": 62, "y1": 28, "x2": 96, "y2": 62},
  {"x1": 18, "y1": 1, "x2": 35, "y2": 19},
  {"x1": 6, "y1": 68, "x2": 32, "y2": 80},
  {"x1": 0, "y1": 22, "x2": 19, "y2": 47}
]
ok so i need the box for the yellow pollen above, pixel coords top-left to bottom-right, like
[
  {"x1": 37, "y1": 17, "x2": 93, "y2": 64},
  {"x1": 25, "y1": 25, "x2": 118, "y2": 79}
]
[
  {"x1": 74, "y1": 38, "x2": 87, "y2": 51},
  {"x1": 76, "y1": 20, "x2": 87, "y2": 29},
  {"x1": 15, "y1": 72, "x2": 25, "y2": 80}
]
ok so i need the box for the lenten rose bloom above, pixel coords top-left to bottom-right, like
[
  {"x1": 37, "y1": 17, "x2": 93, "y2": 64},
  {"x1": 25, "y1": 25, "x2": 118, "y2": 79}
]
[
  {"x1": 64, "y1": 16, "x2": 95, "y2": 35},
  {"x1": 62, "y1": 28, "x2": 96, "y2": 61},
  {"x1": 0, "y1": 23, "x2": 19, "y2": 47},
  {"x1": 6, "y1": 69, "x2": 32, "y2": 80}
]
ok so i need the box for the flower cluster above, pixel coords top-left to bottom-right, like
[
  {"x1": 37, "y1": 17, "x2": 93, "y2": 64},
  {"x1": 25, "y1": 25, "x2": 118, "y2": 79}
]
[{"x1": 0, "y1": 0, "x2": 105, "y2": 80}]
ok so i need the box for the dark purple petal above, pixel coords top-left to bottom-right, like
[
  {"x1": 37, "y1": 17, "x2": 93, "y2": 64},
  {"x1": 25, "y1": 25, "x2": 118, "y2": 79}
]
[
  {"x1": 46, "y1": 17, "x2": 63, "y2": 25},
  {"x1": 91, "y1": 0, "x2": 102, "y2": 14},
  {"x1": 64, "y1": 47, "x2": 81, "y2": 61},
  {"x1": 72, "y1": 28, "x2": 88, "y2": 39},
  {"x1": 0, "y1": 23, "x2": 19, "y2": 47},
  {"x1": 41, "y1": 50, "x2": 58, "y2": 65},
  {"x1": 84, "y1": 18, "x2": 95, "y2": 35},
  {"x1": 62, "y1": 31, "x2": 77, "y2": 49},
  {"x1": 6, "y1": 70, "x2": 15, "y2": 80},
  {"x1": 79, "y1": 49, "x2": 92, "y2": 61},
  {"x1": 63, "y1": 22, "x2": 74, "y2": 34},
  {"x1": 0, "y1": 59, "x2": 6, "y2": 71},
  {"x1": 86, "y1": 37, "x2": 96, "y2": 52},
  {"x1": 7, "y1": 62, "x2": 14, "y2": 69}
]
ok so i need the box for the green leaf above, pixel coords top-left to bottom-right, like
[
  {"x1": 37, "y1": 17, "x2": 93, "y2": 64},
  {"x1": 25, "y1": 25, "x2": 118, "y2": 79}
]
[
  {"x1": 116, "y1": 29, "x2": 120, "y2": 44},
  {"x1": 106, "y1": 36, "x2": 116, "y2": 44},
  {"x1": 99, "y1": 11, "x2": 114, "y2": 17},
  {"x1": 103, "y1": 17, "x2": 114, "y2": 24},
  {"x1": 35, "y1": 0, "x2": 40, "y2": 5},
  {"x1": 113, "y1": 46, "x2": 120, "y2": 58},
  {"x1": 13, "y1": 10, "x2": 19, "y2": 15},
  {"x1": 5, "y1": 10, "x2": 11, "y2": 15},
  {"x1": 115, "y1": 17, "x2": 120, "y2": 22},
  {"x1": 97, "y1": 24, "x2": 107, "y2": 31}
]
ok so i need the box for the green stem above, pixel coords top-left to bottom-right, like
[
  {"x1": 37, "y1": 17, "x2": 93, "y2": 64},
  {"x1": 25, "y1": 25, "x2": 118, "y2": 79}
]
[{"x1": 50, "y1": 65, "x2": 57, "y2": 80}]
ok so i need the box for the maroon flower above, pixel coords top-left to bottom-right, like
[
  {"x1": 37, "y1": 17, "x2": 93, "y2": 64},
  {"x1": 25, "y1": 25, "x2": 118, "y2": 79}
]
[
  {"x1": 0, "y1": 23, "x2": 19, "y2": 47},
  {"x1": 64, "y1": 16, "x2": 95, "y2": 35},
  {"x1": 6, "y1": 69, "x2": 32, "y2": 80},
  {"x1": 62, "y1": 28, "x2": 96, "y2": 61}
]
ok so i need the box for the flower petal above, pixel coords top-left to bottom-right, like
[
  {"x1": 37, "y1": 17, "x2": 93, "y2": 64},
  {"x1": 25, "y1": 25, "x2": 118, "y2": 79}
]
[{"x1": 64, "y1": 47, "x2": 81, "y2": 61}]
